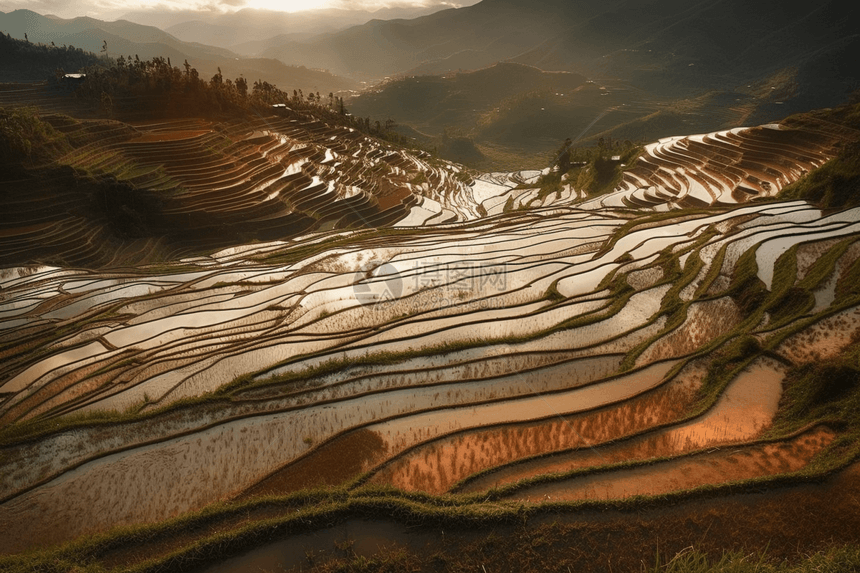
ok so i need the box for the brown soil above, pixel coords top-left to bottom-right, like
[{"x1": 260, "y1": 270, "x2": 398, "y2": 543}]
[
  {"x1": 101, "y1": 459, "x2": 860, "y2": 572},
  {"x1": 306, "y1": 460, "x2": 860, "y2": 572},
  {"x1": 774, "y1": 305, "x2": 860, "y2": 363},
  {"x1": 459, "y1": 359, "x2": 780, "y2": 494},
  {"x1": 508, "y1": 426, "x2": 835, "y2": 502},
  {"x1": 377, "y1": 187, "x2": 412, "y2": 210},
  {"x1": 371, "y1": 378, "x2": 698, "y2": 494},
  {"x1": 238, "y1": 429, "x2": 388, "y2": 499}
]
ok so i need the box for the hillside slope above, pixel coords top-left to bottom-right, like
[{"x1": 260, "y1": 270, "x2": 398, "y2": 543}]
[
  {"x1": 159, "y1": 4, "x2": 464, "y2": 54},
  {"x1": 348, "y1": 62, "x2": 588, "y2": 149},
  {"x1": 0, "y1": 106, "x2": 471, "y2": 268},
  {"x1": 259, "y1": 0, "x2": 859, "y2": 90},
  {"x1": 0, "y1": 32, "x2": 107, "y2": 81},
  {"x1": 330, "y1": 0, "x2": 860, "y2": 164}
]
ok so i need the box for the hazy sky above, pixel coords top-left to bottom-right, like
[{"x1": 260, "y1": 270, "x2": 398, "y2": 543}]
[{"x1": 0, "y1": 0, "x2": 476, "y2": 21}]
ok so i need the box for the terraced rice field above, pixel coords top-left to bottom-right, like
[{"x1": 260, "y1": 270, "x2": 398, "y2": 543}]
[
  {"x1": 0, "y1": 94, "x2": 475, "y2": 268},
  {"x1": 2, "y1": 88, "x2": 860, "y2": 568}
]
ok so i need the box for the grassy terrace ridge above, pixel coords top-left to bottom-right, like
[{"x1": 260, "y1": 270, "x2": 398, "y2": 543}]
[
  {"x1": 0, "y1": 207, "x2": 649, "y2": 448},
  {"x1": 0, "y1": 111, "x2": 458, "y2": 267},
  {"x1": 0, "y1": 207, "x2": 856, "y2": 456},
  {"x1": 2, "y1": 203, "x2": 860, "y2": 569},
  {"x1": 3, "y1": 92, "x2": 860, "y2": 570},
  {"x1": 0, "y1": 54, "x2": 487, "y2": 268},
  {"x1": 1, "y1": 452, "x2": 860, "y2": 573},
  {"x1": 779, "y1": 139, "x2": 860, "y2": 210},
  {"x1": 0, "y1": 260, "x2": 631, "y2": 449}
]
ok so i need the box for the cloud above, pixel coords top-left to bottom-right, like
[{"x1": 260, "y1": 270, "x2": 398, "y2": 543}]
[
  {"x1": 1, "y1": 0, "x2": 478, "y2": 24},
  {"x1": 345, "y1": 0, "x2": 479, "y2": 10},
  {"x1": 326, "y1": 0, "x2": 452, "y2": 9},
  {"x1": 0, "y1": 0, "x2": 116, "y2": 18},
  {"x1": 2, "y1": 0, "x2": 235, "y2": 21}
]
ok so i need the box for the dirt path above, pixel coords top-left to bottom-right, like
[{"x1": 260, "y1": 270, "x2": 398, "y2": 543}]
[{"x1": 102, "y1": 458, "x2": 860, "y2": 573}]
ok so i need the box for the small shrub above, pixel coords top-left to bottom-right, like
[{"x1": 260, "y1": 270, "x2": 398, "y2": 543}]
[
  {"x1": 727, "y1": 249, "x2": 768, "y2": 315},
  {"x1": 0, "y1": 106, "x2": 71, "y2": 168},
  {"x1": 766, "y1": 286, "x2": 814, "y2": 323},
  {"x1": 702, "y1": 335, "x2": 762, "y2": 393},
  {"x1": 777, "y1": 358, "x2": 860, "y2": 430},
  {"x1": 544, "y1": 282, "x2": 565, "y2": 302}
]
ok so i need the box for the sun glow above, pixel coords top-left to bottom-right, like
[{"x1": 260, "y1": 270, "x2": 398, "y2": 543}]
[{"x1": 245, "y1": 0, "x2": 332, "y2": 12}]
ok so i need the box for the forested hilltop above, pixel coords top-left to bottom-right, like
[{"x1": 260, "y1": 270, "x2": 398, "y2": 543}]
[
  {"x1": 0, "y1": 49, "x2": 445, "y2": 269},
  {"x1": 0, "y1": 43, "x2": 410, "y2": 148},
  {"x1": 0, "y1": 33, "x2": 108, "y2": 81}
]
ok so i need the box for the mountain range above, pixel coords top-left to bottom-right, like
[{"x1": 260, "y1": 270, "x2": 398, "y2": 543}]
[
  {"x1": 260, "y1": 0, "x2": 860, "y2": 98},
  {"x1": 149, "y1": 5, "x2": 470, "y2": 56},
  {"x1": 338, "y1": 0, "x2": 860, "y2": 164},
  {"x1": 3, "y1": 0, "x2": 859, "y2": 168},
  {"x1": 0, "y1": 9, "x2": 358, "y2": 94}
]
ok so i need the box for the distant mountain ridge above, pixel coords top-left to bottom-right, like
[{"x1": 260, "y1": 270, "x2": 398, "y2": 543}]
[
  {"x1": 260, "y1": 0, "x2": 595, "y2": 81},
  {"x1": 0, "y1": 32, "x2": 105, "y2": 82},
  {"x1": 257, "y1": 0, "x2": 860, "y2": 102},
  {"x1": 4, "y1": 1, "x2": 858, "y2": 168},
  {"x1": 327, "y1": 0, "x2": 860, "y2": 165},
  {"x1": 157, "y1": 4, "x2": 467, "y2": 55},
  {"x1": 0, "y1": 9, "x2": 358, "y2": 94},
  {"x1": 349, "y1": 61, "x2": 591, "y2": 156}
]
